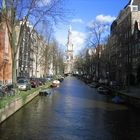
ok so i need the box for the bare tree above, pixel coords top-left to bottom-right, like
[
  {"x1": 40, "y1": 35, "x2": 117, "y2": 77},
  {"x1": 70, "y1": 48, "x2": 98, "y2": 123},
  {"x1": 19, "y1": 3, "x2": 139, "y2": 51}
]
[
  {"x1": 39, "y1": 25, "x2": 54, "y2": 76},
  {"x1": 86, "y1": 20, "x2": 109, "y2": 78},
  {"x1": 73, "y1": 48, "x2": 87, "y2": 75},
  {"x1": 0, "y1": 0, "x2": 68, "y2": 84},
  {"x1": 87, "y1": 21, "x2": 109, "y2": 47}
]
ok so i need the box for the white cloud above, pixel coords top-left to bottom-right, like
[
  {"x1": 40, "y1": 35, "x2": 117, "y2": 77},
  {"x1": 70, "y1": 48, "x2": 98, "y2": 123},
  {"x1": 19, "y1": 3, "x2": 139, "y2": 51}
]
[
  {"x1": 57, "y1": 38, "x2": 67, "y2": 46},
  {"x1": 71, "y1": 19, "x2": 84, "y2": 24},
  {"x1": 55, "y1": 29, "x2": 86, "y2": 54},
  {"x1": 71, "y1": 30, "x2": 86, "y2": 52},
  {"x1": 96, "y1": 15, "x2": 116, "y2": 23}
]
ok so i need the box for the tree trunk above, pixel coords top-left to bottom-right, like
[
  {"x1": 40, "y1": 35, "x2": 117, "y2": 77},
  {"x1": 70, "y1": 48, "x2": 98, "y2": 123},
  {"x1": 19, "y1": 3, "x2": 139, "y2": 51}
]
[
  {"x1": 12, "y1": 56, "x2": 17, "y2": 85},
  {"x1": 11, "y1": 23, "x2": 17, "y2": 84}
]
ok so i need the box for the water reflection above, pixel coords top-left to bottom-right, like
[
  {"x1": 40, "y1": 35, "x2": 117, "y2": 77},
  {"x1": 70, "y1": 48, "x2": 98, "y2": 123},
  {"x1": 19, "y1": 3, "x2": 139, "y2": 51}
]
[
  {"x1": 0, "y1": 77, "x2": 140, "y2": 140},
  {"x1": 63, "y1": 95, "x2": 128, "y2": 111}
]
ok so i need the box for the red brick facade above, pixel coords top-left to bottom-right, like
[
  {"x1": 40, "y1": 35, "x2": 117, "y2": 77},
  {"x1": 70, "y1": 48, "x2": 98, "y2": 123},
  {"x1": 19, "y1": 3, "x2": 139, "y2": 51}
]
[{"x1": 0, "y1": 13, "x2": 12, "y2": 84}]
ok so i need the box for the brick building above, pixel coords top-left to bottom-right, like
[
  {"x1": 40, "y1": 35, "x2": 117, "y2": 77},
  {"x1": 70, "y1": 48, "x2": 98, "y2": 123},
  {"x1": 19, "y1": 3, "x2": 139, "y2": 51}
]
[
  {"x1": 107, "y1": 0, "x2": 140, "y2": 85},
  {"x1": 0, "y1": 12, "x2": 12, "y2": 84}
]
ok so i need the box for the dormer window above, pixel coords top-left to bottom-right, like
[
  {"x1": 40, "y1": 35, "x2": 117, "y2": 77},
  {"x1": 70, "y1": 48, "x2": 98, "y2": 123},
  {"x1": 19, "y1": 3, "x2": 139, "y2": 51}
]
[{"x1": 131, "y1": 5, "x2": 138, "y2": 11}]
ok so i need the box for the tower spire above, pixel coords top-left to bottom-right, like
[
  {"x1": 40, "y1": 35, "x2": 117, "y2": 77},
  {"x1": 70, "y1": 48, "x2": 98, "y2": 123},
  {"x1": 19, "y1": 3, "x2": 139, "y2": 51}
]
[
  {"x1": 67, "y1": 25, "x2": 73, "y2": 51},
  {"x1": 64, "y1": 27, "x2": 74, "y2": 74},
  {"x1": 69, "y1": 25, "x2": 72, "y2": 32}
]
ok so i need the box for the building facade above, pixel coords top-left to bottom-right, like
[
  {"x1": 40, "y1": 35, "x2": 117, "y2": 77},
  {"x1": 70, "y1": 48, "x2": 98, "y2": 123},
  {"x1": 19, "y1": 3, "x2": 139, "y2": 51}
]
[
  {"x1": 17, "y1": 20, "x2": 31, "y2": 78},
  {"x1": 0, "y1": 12, "x2": 12, "y2": 84},
  {"x1": 107, "y1": 0, "x2": 140, "y2": 85},
  {"x1": 16, "y1": 19, "x2": 46, "y2": 78},
  {"x1": 131, "y1": 21, "x2": 140, "y2": 84}
]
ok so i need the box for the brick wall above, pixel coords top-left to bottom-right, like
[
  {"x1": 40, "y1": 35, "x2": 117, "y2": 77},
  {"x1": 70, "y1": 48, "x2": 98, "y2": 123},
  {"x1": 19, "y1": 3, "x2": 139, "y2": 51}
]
[{"x1": 0, "y1": 14, "x2": 12, "y2": 84}]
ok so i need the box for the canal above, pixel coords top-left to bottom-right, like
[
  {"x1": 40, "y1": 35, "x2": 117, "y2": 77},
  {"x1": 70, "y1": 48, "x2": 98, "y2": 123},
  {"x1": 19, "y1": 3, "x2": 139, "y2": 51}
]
[{"x1": 0, "y1": 76, "x2": 140, "y2": 140}]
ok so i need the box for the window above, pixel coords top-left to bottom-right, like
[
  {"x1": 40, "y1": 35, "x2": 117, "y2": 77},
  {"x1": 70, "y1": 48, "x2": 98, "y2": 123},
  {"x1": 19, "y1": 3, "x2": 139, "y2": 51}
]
[{"x1": 132, "y1": 6, "x2": 138, "y2": 11}]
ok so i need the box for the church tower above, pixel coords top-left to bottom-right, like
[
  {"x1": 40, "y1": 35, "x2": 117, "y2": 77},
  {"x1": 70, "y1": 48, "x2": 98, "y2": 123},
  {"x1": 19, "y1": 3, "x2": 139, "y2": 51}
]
[{"x1": 64, "y1": 26, "x2": 74, "y2": 74}]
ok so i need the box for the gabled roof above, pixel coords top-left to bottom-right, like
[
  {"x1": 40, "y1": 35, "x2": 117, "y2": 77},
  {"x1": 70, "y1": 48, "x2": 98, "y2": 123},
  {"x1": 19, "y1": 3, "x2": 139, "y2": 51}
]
[
  {"x1": 124, "y1": 0, "x2": 140, "y2": 9},
  {"x1": 124, "y1": 0, "x2": 131, "y2": 9}
]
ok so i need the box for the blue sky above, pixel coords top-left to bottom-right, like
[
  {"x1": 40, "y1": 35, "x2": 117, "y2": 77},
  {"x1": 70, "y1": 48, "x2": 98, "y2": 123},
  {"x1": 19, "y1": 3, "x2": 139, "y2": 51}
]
[{"x1": 55, "y1": 0, "x2": 129, "y2": 53}]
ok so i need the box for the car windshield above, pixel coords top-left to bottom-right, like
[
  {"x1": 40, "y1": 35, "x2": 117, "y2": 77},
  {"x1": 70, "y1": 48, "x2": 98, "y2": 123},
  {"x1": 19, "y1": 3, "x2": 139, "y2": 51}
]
[{"x1": 18, "y1": 79, "x2": 27, "y2": 83}]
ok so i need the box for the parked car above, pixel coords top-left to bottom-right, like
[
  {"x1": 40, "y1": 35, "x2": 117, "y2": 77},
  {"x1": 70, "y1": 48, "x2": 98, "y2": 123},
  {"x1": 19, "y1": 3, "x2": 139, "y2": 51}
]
[
  {"x1": 39, "y1": 78, "x2": 47, "y2": 85},
  {"x1": 17, "y1": 79, "x2": 31, "y2": 91},
  {"x1": 37, "y1": 78, "x2": 43, "y2": 86},
  {"x1": 46, "y1": 75, "x2": 53, "y2": 82},
  {"x1": 30, "y1": 78, "x2": 39, "y2": 88}
]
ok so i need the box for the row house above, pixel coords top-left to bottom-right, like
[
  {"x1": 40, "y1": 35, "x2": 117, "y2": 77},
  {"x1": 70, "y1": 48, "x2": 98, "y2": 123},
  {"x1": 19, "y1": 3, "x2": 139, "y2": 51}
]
[
  {"x1": 34, "y1": 35, "x2": 46, "y2": 78},
  {"x1": 16, "y1": 19, "x2": 47, "y2": 79},
  {"x1": 0, "y1": 12, "x2": 12, "y2": 84},
  {"x1": 30, "y1": 30, "x2": 42, "y2": 78},
  {"x1": 17, "y1": 20, "x2": 31, "y2": 78},
  {"x1": 107, "y1": 0, "x2": 140, "y2": 85},
  {"x1": 131, "y1": 21, "x2": 140, "y2": 84}
]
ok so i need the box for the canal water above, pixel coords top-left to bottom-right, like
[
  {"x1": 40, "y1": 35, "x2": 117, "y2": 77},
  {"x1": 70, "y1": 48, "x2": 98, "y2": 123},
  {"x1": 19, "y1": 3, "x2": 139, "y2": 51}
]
[{"x1": 0, "y1": 76, "x2": 140, "y2": 140}]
